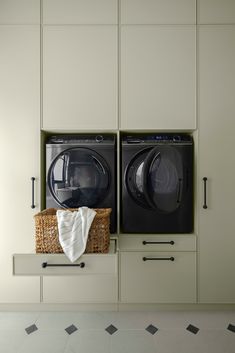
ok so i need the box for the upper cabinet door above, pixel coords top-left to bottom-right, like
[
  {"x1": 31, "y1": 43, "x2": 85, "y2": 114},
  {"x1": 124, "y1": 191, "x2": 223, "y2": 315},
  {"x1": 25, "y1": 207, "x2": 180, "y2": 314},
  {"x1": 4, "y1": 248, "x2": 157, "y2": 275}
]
[
  {"x1": 0, "y1": 0, "x2": 40, "y2": 24},
  {"x1": 198, "y1": 0, "x2": 235, "y2": 24},
  {"x1": 43, "y1": 0, "x2": 117, "y2": 24},
  {"x1": 121, "y1": 0, "x2": 196, "y2": 24},
  {"x1": 121, "y1": 26, "x2": 196, "y2": 130},
  {"x1": 43, "y1": 26, "x2": 118, "y2": 130}
]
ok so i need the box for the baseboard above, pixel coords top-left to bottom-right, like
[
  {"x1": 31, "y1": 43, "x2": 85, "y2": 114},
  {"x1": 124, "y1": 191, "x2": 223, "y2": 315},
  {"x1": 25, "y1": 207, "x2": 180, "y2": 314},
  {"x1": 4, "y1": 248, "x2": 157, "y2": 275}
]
[{"x1": 0, "y1": 302, "x2": 235, "y2": 311}]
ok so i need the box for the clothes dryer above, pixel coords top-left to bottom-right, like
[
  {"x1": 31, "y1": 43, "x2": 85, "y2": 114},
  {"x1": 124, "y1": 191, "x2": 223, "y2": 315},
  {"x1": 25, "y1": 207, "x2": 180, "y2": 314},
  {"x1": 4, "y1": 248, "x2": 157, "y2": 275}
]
[{"x1": 121, "y1": 134, "x2": 193, "y2": 233}]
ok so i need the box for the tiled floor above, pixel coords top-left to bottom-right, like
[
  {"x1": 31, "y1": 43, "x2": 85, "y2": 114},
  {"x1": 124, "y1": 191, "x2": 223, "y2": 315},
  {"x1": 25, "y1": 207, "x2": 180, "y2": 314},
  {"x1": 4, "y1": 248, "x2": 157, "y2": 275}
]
[{"x1": 0, "y1": 311, "x2": 235, "y2": 353}]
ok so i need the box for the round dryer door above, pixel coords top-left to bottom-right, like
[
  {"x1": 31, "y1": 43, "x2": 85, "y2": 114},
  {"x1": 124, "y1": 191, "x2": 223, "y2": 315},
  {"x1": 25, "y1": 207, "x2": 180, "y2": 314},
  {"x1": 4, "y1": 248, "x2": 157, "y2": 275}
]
[
  {"x1": 142, "y1": 146, "x2": 183, "y2": 213},
  {"x1": 126, "y1": 146, "x2": 183, "y2": 213},
  {"x1": 48, "y1": 147, "x2": 110, "y2": 208}
]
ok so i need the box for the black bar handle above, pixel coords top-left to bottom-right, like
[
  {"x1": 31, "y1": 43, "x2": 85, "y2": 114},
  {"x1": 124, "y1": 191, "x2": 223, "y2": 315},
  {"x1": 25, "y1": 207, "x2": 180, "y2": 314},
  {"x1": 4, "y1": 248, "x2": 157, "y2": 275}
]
[
  {"x1": 142, "y1": 241, "x2": 175, "y2": 245},
  {"x1": 177, "y1": 178, "x2": 182, "y2": 203},
  {"x1": 143, "y1": 257, "x2": 175, "y2": 261},
  {"x1": 42, "y1": 262, "x2": 85, "y2": 268},
  {"x1": 31, "y1": 177, "x2": 36, "y2": 209},
  {"x1": 203, "y1": 177, "x2": 208, "y2": 209}
]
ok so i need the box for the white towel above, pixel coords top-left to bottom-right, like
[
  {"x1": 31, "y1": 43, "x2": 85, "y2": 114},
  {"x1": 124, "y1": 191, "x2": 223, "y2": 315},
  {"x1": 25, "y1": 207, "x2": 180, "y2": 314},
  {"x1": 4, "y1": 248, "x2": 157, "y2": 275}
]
[{"x1": 56, "y1": 207, "x2": 96, "y2": 263}]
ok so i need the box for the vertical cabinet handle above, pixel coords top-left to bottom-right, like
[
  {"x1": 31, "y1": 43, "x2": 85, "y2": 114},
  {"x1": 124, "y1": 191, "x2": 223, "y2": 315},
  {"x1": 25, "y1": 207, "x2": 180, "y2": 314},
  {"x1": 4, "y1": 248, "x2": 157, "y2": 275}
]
[
  {"x1": 203, "y1": 177, "x2": 208, "y2": 209},
  {"x1": 31, "y1": 177, "x2": 36, "y2": 209}
]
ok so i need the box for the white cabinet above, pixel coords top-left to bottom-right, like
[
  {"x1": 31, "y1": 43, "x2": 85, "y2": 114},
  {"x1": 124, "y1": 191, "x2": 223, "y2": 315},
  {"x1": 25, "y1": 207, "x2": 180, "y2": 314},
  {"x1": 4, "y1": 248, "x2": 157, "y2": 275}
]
[
  {"x1": 120, "y1": 235, "x2": 196, "y2": 303},
  {"x1": 43, "y1": 0, "x2": 117, "y2": 24},
  {"x1": 121, "y1": 0, "x2": 196, "y2": 24},
  {"x1": 0, "y1": 0, "x2": 40, "y2": 24},
  {"x1": 198, "y1": 26, "x2": 235, "y2": 303},
  {"x1": 0, "y1": 25, "x2": 40, "y2": 302},
  {"x1": 43, "y1": 276, "x2": 117, "y2": 303},
  {"x1": 13, "y1": 241, "x2": 118, "y2": 303},
  {"x1": 198, "y1": 0, "x2": 235, "y2": 24},
  {"x1": 43, "y1": 26, "x2": 118, "y2": 130},
  {"x1": 121, "y1": 25, "x2": 196, "y2": 130},
  {"x1": 120, "y1": 252, "x2": 196, "y2": 303},
  {"x1": 119, "y1": 235, "x2": 196, "y2": 252}
]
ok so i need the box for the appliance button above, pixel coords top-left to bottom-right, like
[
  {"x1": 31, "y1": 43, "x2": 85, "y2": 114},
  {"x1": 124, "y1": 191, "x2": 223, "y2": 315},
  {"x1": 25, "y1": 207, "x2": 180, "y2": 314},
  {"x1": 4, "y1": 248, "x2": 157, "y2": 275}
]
[
  {"x1": 173, "y1": 135, "x2": 181, "y2": 142},
  {"x1": 95, "y1": 135, "x2": 104, "y2": 143}
]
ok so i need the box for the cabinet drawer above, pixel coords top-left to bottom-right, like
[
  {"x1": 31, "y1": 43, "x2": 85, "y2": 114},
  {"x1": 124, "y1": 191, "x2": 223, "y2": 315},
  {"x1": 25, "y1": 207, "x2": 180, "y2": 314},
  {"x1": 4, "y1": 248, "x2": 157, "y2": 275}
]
[
  {"x1": 43, "y1": 275, "x2": 117, "y2": 303},
  {"x1": 119, "y1": 235, "x2": 196, "y2": 251},
  {"x1": 120, "y1": 252, "x2": 196, "y2": 303},
  {"x1": 13, "y1": 241, "x2": 117, "y2": 276}
]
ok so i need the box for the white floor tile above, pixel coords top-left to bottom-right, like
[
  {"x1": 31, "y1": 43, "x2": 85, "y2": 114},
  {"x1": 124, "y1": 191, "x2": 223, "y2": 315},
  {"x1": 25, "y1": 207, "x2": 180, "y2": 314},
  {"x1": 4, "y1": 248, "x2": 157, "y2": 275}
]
[
  {"x1": 35, "y1": 312, "x2": 79, "y2": 331},
  {"x1": 147, "y1": 310, "x2": 235, "y2": 330},
  {"x1": 147, "y1": 311, "x2": 190, "y2": 329},
  {"x1": 65, "y1": 330, "x2": 111, "y2": 353},
  {"x1": 110, "y1": 330, "x2": 156, "y2": 353},
  {"x1": 18, "y1": 330, "x2": 68, "y2": 353},
  {"x1": 102, "y1": 311, "x2": 150, "y2": 330},
  {"x1": 0, "y1": 312, "x2": 39, "y2": 330},
  {"x1": 183, "y1": 310, "x2": 235, "y2": 329},
  {"x1": 0, "y1": 330, "x2": 27, "y2": 353},
  {"x1": 153, "y1": 328, "x2": 235, "y2": 353},
  {"x1": 197, "y1": 330, "x2": 235, "y2": 353},
  {"x1": 154, "y1": 328, "x2": 210, "y2": 353},
  {"x1": 73, "y1": 312, "x2": 113, "y2": 330}
]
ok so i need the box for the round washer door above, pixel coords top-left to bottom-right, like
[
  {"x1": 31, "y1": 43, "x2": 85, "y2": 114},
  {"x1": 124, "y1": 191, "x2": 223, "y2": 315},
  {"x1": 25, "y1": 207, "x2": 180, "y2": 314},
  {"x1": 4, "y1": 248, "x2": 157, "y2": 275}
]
[
  {"x1": 125, "y1": 146, "x2": 183, "y2": 213},
  {"x1": 48, "y1": 147, "x2": 110, "y2": 208}
]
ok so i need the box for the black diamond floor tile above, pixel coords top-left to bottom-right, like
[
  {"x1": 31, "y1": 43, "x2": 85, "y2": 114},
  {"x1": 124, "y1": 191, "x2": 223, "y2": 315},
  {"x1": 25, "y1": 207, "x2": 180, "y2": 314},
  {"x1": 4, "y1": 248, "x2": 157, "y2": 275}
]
[
  {"x1": 105, "y1": 324, "x2": 118, "y2": 335},
  {"x1": 186, "y1": 324, "x2": 199, "y2": 335},
  {"x1": 227, "y1": 324, "x2": 235, "y2": 333},
  {"x1": 145, "y1": 324, "x2": 158, "y2": 335},
  {"x1": 65, "y1": 324, "x2": 78, "y2": 335},
  {"x1": 25, "y1": 324, "x2": 38, "y2": 335}
]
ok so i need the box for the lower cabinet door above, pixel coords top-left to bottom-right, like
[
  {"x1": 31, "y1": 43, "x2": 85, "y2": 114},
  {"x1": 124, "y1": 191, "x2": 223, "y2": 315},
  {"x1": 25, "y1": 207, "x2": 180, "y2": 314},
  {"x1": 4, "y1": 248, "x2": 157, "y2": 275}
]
[
  {"x1": 43, "y1": 275, "x2": 117, "y2": 303},
  {"x1": 120, "y1": 252, "x2": 196, "y2": 303}
]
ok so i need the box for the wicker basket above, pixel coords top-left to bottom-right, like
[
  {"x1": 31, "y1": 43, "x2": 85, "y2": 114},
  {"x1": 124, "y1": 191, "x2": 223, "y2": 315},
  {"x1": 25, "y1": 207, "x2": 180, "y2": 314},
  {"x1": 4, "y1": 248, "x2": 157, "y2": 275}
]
[{"x1": 34, "y1": 208, "x2": 111, "y2": 254}]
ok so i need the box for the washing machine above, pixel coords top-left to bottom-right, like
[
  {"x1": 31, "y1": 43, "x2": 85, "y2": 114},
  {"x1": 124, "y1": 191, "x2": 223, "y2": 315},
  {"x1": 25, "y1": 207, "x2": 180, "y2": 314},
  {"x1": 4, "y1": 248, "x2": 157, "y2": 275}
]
[
  {"x1": 46, "y1": 134, "x2": 116, "y2": 233},
  {"x1": 121, "y1": 134, "x2": 193, "y2": 233}
]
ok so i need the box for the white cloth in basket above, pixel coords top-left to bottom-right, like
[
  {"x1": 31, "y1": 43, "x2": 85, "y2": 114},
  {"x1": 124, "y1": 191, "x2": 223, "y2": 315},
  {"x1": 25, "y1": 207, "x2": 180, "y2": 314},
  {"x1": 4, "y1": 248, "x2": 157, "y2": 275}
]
[{"x1": 56, "y1": 207, "x2": 96, "y2": 262}]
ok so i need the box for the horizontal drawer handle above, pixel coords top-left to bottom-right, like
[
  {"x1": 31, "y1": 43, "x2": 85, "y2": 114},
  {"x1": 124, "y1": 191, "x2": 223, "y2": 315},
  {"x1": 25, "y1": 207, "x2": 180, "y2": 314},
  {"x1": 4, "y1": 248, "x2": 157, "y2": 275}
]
[
  {"x1": 41, "y1": 262, "x2": 85, "y2": 268},
  {"x1": 142, "y1": 241, "x2": 175, "y2": 245},
  {"x1": 143, "y1": 257, "x2": 175, "y2": 262}
]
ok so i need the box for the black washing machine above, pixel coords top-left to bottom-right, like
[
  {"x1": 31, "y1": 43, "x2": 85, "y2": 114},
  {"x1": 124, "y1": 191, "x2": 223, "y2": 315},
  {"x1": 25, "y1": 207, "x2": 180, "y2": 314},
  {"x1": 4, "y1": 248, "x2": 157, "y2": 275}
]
[
  {"x1": 46, "y1": 134, "x2": 116, "y2": 233},
  {"x1": 121, "y1": 134, "x2": 193, "y2": 233}
]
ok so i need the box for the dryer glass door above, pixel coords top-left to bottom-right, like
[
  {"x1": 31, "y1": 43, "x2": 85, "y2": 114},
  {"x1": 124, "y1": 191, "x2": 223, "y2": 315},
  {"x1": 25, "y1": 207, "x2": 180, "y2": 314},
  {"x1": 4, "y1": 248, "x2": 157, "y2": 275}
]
[
  {"x1": 125, "y1": 147, "x2": 153, "y2": 209},
  {"x1": 143, "y1": 146, "x2": 183, "y2": 213},
  {"x1": 48, "y1": 147, "x2": 110, "y2": 208}
]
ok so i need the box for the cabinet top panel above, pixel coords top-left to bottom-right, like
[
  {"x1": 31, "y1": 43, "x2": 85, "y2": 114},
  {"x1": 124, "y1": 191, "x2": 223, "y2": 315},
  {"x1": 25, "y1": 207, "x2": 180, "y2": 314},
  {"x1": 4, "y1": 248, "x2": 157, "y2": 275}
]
[
  {"x1": 0, "y1": 0, "x2": 40, "y2": 24},
  {"x1": 121, "y1": 0, "x2": 196, "y2": 24},
  {"x1": 43, "y1": 0, "x2": 118, "y2": 24},
  {"x1": 198, "y1": 0, "x2": 235, "y2": 24}
]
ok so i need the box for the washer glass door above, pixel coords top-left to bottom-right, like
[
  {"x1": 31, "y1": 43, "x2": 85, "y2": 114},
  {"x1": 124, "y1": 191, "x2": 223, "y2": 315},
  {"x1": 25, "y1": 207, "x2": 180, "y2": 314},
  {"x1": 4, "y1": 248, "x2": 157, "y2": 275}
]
[{"x1": 48, "y1": 147, "x2": 110, "y2": 208}]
